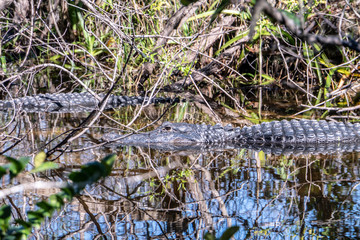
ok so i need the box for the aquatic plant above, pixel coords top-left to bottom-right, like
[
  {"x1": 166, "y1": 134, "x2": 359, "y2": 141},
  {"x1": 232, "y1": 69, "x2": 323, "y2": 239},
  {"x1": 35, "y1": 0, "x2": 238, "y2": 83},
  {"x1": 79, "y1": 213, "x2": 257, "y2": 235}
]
[{"x1": 0, "y1": 153, "x2": 115, "y2": 239}]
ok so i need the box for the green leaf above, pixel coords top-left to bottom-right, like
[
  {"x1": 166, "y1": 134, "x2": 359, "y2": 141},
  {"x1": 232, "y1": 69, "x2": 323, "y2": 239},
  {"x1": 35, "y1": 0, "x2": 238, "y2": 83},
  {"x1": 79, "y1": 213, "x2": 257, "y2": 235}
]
[
  {"x1": 82, "y1": 163, "x2": 105, "y2": 180},
  {"x1": 279, "y1": 10, "x2": 301, "y2": 27},
  {"x1": 209, "y1": 0, "x2": 231, "y2": 26},
  {"x1": 6, "y1": 156, "x2": 29, "y2": 178},
  {"x1": 15, "y1": 219, "x2": 32, "y2": 228},
  {"x1": 0, "y1": 166, "x2": 7, "y2": 178},
  {"x1": 69, "y1": 161, "x2": 106, "y2": 194},
  {"x1": 69, "y1": 171, "x2": 88, "y2": 183},
  {"x1": 219, "y1": 226, "x2": 239, "y2": 240},
  {"x1": 180, "y1": 0, "x2": 198, "y2": 6},
  {"x1": 27, "y1": 211, "x2": 45, "y2": 226},
  {"x1": 60, "y1": 187, "x2": 76, "y2": 200},
  {"x1": 215, "y1": 30, "x2": 249, "y2": 56},
  {"x1": 30, "y1": 162, "x2": 58, "y2": 173},
  {"x1": 204, "y1": 232, "x2": 216, "y2": 240},
  {"x1": 0, "y1": 205, "x2": 11, "y2": 231},
  {"x1": 36, "y1": 202, "x2": 55, "y2": 217},
  {"x1": 259, "y1": 74, "x2": 276, "y2": 85},
  {"x1": 258, "y1": 150, "x2": 265, "y2": 162},
  {"x1": 15, "y1": 219, "x2": 33, "y2": 237},
  {"x1": 18, "y1": 157, "x2": 30, "y2": 166},
  {"x1": 0, "y1": 56, "x2": 6, "y2": 73},
  {"x1": 69, "y1": 162, "x2": 102, "y2": 182},
  {"x1": 188, "y1": 9, "x2": 251, "y2": 22},
  {"x1": 49, "y1": 194, "x2": 64, "y2": 209},
  {"x1": 101, "y1": 154, "x2": 116, "y2": 176},
  {"x1": 34, "y1": 152, "x2": 46, "y2": 168}
]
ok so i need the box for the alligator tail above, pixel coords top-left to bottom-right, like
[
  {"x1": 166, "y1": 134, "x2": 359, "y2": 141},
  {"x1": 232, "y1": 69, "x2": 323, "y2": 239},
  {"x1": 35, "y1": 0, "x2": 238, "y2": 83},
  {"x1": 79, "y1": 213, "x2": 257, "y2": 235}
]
[{"x1": 239, "y1": 119, "x2": 360, "y2": 144}]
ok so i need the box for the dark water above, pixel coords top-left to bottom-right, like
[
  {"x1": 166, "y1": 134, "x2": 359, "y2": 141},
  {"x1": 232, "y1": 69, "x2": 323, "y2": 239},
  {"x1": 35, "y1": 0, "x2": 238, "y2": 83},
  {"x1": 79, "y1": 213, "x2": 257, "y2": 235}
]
[{"x1": 1, "y1": 104, "x2": 360, "y2": 239}]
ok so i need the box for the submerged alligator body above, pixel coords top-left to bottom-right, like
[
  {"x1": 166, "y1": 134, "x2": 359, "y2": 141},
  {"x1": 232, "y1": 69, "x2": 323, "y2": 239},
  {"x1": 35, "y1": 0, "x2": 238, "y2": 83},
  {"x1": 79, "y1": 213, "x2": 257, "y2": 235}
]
[
  {"x1": 105, "y1": 119, "x2": 360, "y2": 154},
  {"x1": 0, "y1": 92, "x2": 172, "y2": 113}
]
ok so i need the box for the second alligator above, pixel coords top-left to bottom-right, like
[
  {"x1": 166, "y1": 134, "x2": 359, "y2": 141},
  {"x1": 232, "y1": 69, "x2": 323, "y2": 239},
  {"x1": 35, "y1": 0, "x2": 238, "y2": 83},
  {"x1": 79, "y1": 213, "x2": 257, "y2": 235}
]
[{"x1": 0, "y1": 92, "x2": 172, "y2": 113}]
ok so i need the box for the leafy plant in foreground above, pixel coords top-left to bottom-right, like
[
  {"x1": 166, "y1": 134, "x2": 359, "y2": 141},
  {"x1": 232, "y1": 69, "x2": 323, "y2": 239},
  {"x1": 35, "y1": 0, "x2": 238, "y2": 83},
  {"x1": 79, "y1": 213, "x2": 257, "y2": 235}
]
[
  {"x1": 204, "y1": 226, "x2": 240, "y2": 240},
  {"x1": 0, "y1": 154, "x2": 116, "y2": 239}
]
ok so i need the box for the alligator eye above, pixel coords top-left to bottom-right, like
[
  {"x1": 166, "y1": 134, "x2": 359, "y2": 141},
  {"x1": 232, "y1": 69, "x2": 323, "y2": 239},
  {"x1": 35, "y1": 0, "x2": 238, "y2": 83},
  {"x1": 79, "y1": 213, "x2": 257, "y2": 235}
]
[{"x1": 163, "y1": 126, "x2": 172, "y2": 131}]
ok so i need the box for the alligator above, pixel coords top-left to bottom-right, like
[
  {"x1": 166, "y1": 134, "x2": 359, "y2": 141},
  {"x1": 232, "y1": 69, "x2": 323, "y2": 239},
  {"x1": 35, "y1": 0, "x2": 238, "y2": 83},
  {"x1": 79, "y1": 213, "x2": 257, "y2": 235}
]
[
  {"x1": 104, "y1": 119, "x2": 360, "y2": 154},
  {"x1": 0, "y1": 92, "x2": 173, "y2": 113}
]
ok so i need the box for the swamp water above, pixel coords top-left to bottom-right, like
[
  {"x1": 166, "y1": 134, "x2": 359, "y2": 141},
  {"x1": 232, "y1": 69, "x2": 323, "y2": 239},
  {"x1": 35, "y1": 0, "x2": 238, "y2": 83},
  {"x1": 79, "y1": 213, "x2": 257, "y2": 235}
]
[{"x1": 1, "y1": 103, "x2": 360, "y2": 239}]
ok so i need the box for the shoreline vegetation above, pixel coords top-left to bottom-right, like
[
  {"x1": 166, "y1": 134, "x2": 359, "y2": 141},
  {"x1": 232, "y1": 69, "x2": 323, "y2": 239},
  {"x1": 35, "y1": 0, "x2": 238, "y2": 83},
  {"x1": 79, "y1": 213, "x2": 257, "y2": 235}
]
[{"x1": 1, "y1": 0, "x2": 359, "y2": 121}]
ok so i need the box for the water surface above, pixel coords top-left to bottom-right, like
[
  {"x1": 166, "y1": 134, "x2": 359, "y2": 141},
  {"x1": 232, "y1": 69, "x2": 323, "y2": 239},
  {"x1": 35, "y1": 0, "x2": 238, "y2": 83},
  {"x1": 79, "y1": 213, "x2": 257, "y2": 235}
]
[{"x1": 1, "y1": 103, "x2": 360, "y2": 239}]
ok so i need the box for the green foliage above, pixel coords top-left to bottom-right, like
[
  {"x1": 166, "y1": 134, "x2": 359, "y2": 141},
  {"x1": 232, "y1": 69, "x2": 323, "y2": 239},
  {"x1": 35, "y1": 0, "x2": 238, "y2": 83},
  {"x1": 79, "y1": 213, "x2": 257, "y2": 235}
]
[
  {"x1": 0, "y1": 56, "x2": 6, "y2": 73},
  {"x1": 204, "y1": 226, "x2": 240, "y2": 240},
  {"x1": 176, "y1": 101, "x2": 189, "y2": 122},
  {"x1": 181, "y1": 0, "x2": 198, "y2": 6},
  {"x1": 0, "y1": 156, "x2": 30, "y2": 179},
  {"x1": 0, "y1": 206, "x2": 11, "y2": 233},
  {"x1": 209, "y1": 0, "x2": 231, "y2": 25},
  {"x1": 0, "y1": 154, "x2": 116, "y2": 239},
  {"x1": 274, "y1": 156, "x2": 296, "y2": 181},
  {"x1": 30, "y1": 162, "x2": 58, "y2": 173},
  {"x1": 188, "y1": 9, "x2": 251, "y2": 22},
  {"x1": 31, "y1": 152, "x2": 58, "y2": 173},
  {"x1": 278, "y1": 9, "x2": 302, "y2": 27}
]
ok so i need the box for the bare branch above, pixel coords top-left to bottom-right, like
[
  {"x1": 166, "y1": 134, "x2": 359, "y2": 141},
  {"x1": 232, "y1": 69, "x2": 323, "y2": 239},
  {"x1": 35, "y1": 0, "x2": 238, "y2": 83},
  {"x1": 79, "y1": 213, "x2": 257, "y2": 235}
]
[{"x1": 250, "y1": 0, "x2": 360, "y2": 51}]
